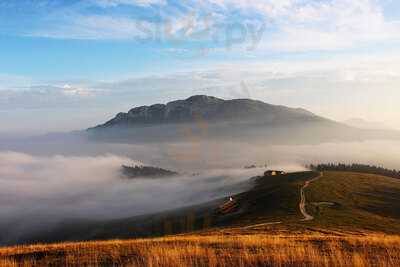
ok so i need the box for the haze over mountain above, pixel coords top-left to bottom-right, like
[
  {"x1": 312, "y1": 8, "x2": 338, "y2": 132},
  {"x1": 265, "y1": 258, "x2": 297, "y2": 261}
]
[
  {"x1": 343, "y1": 118, "x2": 393, "y2": 130},
  {"x1": 88, "y1": 95, "x2": 400, "y2": 144}
]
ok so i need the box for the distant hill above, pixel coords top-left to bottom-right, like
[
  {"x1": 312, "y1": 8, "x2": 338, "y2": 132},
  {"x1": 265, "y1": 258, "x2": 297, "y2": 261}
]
[
  {"x1": 87, "y1": 95, "x2": 400, "y2": 144},
  {"x1": 343, "y1": 118, "x2": 392, "y2": 130}
]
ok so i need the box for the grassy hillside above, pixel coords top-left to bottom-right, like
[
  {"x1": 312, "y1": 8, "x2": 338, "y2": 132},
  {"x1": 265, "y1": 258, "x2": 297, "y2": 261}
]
[
  {"x1": 222, "y1": 171, "x2": 320, "y2": 225},
  {"x1": 304, "y1": 171, "x2": 400, "y2": 233}
]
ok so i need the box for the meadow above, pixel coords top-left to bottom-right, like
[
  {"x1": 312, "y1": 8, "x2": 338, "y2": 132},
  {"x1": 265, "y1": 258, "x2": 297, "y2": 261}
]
[{"x1": 1, "y1": 232, "x2": 400, "y2": 266}]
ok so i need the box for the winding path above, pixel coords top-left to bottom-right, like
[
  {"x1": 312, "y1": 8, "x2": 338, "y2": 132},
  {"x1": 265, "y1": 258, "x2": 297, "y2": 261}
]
[
  {"x1": 299, "y1": 172, "x2": 323, "y2": 221},
  {"x1": 242, "y1": 172, "x2": 324, "y2": 229}
]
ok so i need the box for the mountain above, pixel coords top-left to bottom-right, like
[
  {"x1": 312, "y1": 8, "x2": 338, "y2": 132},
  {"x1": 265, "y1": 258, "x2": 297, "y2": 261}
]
[
  {"x1": 90, "y1": 95, "x2": 322, "y2": 129},
  {"x1": 87, "y1": 95, "x2": 400, "y2": 144}
]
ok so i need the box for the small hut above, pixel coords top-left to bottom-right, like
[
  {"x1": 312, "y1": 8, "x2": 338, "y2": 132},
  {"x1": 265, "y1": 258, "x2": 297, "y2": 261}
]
[{"x1": 264, "y1": 170, "x2": 285, "y2": 176}]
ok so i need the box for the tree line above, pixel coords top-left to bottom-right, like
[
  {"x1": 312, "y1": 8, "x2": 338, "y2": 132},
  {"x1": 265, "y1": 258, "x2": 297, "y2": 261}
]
[
  {"x1": 122, "y1": 165, "x2": 178, "y2": 178},
  {"x1": 309, "y1": 163, "x2": 400, "y2": 179}
]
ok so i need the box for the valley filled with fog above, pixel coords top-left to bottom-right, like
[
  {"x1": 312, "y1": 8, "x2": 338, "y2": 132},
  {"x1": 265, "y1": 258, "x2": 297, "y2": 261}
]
[{"x1": 1, "y1": 122, "x2": 400, "y2": 245}]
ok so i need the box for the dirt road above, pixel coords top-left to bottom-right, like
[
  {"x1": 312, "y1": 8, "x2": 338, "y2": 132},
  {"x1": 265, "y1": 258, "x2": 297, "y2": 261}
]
[
  {"x1": 242, "y1": 172, "x2": 324, "y2": 229},
  {"x1": 299, "y1": 172, "x2": 323, "y2": 221}
]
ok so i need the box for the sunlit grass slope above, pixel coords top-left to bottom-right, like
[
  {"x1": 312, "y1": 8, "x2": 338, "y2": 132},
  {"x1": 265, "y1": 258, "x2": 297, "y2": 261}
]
[{"x1": 1, "y1": 233, "x2": 400, "y2": 266}]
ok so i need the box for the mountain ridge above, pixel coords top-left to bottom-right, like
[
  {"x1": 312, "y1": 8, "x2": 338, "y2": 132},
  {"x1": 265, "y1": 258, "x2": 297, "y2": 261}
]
[{"x1": 89, "y1": 95, "x2": 323, "y2": 130}]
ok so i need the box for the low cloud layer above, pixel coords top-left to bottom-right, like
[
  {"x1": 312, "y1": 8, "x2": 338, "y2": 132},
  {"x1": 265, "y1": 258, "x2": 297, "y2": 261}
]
[{"x1": 0, "y1": 151, "x2": 264, "y2": 244}]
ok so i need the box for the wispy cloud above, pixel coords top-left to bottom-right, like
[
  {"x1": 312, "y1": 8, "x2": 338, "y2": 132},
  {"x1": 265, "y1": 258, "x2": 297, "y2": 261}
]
[
  {"x1": 0, "y1": 84, "x2": 97, "y2": 110},
  {"x1": 31, "y1": 15, "x2": 148, "y2": 40},
  {"x1": 23, "y1": 0, "x2": 400, "y2": 52},
  {"x1": 92, "y1": 0, "x2": 166, "y2": 8},
  {"x1": 260, "y1": 0, "x2": 400, "y2": 52}
]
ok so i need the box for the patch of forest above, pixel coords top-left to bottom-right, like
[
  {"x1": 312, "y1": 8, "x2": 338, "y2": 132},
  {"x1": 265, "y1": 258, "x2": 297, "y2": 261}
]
[{"x1": 122, "y1": 165, "x2": 178, "y2": 178}]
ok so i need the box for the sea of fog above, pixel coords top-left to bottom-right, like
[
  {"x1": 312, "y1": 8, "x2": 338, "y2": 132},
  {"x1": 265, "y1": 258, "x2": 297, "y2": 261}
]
[{"x1": 1, "y1": 132, "x2": 400, "y2": 244}]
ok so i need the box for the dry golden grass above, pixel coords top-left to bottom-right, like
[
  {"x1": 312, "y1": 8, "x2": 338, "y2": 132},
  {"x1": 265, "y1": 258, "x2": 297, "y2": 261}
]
[{"x1": 1, "y1": 232, "x2": 400, "y2": 266}]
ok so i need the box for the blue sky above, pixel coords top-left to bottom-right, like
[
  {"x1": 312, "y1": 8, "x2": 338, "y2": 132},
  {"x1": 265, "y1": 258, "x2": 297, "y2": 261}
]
[{"x1": 1, "y1": 0, "x2": 400, "y2": 134}]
